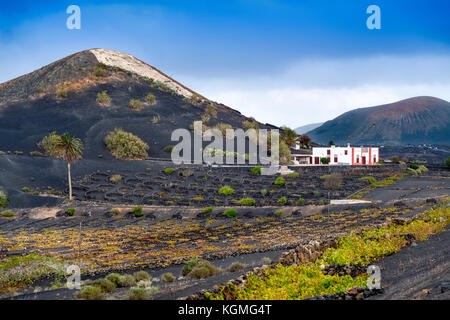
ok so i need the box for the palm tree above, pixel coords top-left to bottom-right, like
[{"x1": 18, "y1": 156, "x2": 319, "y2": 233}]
[{"x1": 56, "y1": 133, "x2": 83, "y2": 201}]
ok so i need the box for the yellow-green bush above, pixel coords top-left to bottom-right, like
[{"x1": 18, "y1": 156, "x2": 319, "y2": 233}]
[
  {"x1": 39, "y1": 132, "x2": 62, "y2": 157},
  {"x1": 0, "y1": 189, "x2": 8, "y2": 209},
  {"x1": 96, "y1": 90, "x2": 111, "y2": 106},
  {"x1": 129, "y1": 99, "x2": 144, "y2": 111},
  {"x1": 104, "y1": 128, "x2": 149, "y2": 160}
]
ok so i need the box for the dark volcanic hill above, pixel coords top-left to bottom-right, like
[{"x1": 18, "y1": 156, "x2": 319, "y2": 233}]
[
  {"x1": 0, "y1": 49, "x2": 272, "y2": 159},
  {"x1": 307, "y1": 96, "x2": 450, "y2": 145}
]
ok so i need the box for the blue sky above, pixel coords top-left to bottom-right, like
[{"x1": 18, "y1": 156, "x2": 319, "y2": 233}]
[{"x1": 1, "y1": 0, "x2": 450, "y2": 127}]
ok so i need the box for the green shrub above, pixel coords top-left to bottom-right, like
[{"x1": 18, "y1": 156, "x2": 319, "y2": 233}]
[
  {"x1": 237, "y1": 198, "x2": 255, "y2": 206},
  {"x1": 111, "y1": 209, "x2": 120, "y2": 216},
  {"x1": 296, "y1": 198, "x2": 305, "y2": 205},
  {"x1": 218, "y1": 186, "x2": 234, "y2": 196},
  {"x1": 187, "y1": 260, "x2": 222, "y2": 279},
  {"x1": 39, "y1": 132, "x2": 62, "y2": 157},
  {"x1": 274, "y1": 177, "x2": 285, "y2": 186},
  {"x1": 134, "y1": 271, "x2": 151, "y2": 282},
  {"x1": 129, "y1": 99, "x2": 144, "y2": 111},
  {"x1": 180, "y1": 168, "x2": 194, "y2": 177},
  {"x1": 65, "y1": 208, "x2": 75, "y2": 216},
  {"x1": 163, "y1": 145, "x2": 174, "y2": 153},
  {"x1": 105, "y1": 273, "x2": 122, "y2": 286},
  {"x1": 274, "y1": 209, "x2": 283, "y2": 216},
  {"x1": 446, "y1": 156, "x2": 450, "y2": 168},
  {"x1": 312, "y1": 190, "x2": 320, "y2": 196},
  {"x1": 360, "y1": 176, "x2": 376, "y2": 185},
  {"x1": 56, "y1": 87, "x2": 67, "y2": 98},
  {"x1": 320, "y1": 157, "x2": 329, "y2": 164},
  {"x1": 93, "y1": 278, "x2": 116, "y2": 293},
  {"x1": 92, "y1": 64, "x2": 107, "y2": 78},
  {"x1": 201, "y1": 114, "x2": 211, "y2": 124},
  {"x1": 145, "y1": 93, "x2": 156, "y2": 105},
  {"x1": 148, "y1": 286, "x2": 159, "y2": 295},
  {"x1": 189, "y1": 94, "x2": 202, "y2": 104},
  {"x1": 118, "y1": 274, "x2": 136, "y2": 287},
  {"x1": 250, "y1": 166, "x2": 261, "y2": 175},
  {"x1": 0, "y1": 210, "x2": 15, "y2": 217},
  {"x1": 132, "y1": 206, "x2": 143, "y2": 217},
  {"x1": 215, "y1": 123, "x2": 233, "y2": 137},
  {"x1": 200, "y1": 207, "x2": 214, "y2": 215},
  {"x1": 22, "y1": 187, "x2": 31, "y2": 193},
  {"x1": 205, "y1": 104, "x2": 218, "y2": 119},
  {"x1": 164, "y1": 168, "x2": 175, "y2": 174},
  {"x1": 96, "y1": 90, "x2": 111, "y2": 106},
  {"x1": 77, "y1": 285, "x2": 104, "y2": 300},
  {"x1": 223, "y1": 209, "x2": 237, "y2": 218},
  {"x1": 104, "y1": 128, "x2": 149, "y2": 160},
  {"x1": 151, "y1": 114, "x2": 160, "y2": 124},
  {"x1": 277, "y1": 197, "x2": 287, "y2": 205},
  {"x1": 416, "y1": 165, "x2": 429, "y2": 174},
  {"x1": 128, "y1": 287, "x2": 148, "y2": 300},
  {"x1": 242, "y1": 119, "x2": 259, "y2": 131},
  {"x1": 162, "y1": 272, "x2": 175, "y2": 283},
  {"x1": 0, "y1": 189, "x2": 8, "y2": 209},
  {"x1": 261, "y1": 189, "x2": 267, "y2": 196},
  {"x1": 182, "y1": 259, "x2": 201, "y2": 276},
  {"x1": 109, "y1": 174, "x2": 122, "y2": 183},
  {"x1": 227, "y1": 262, "x2": 245, "y2": 272},
  {"x1": 408, "y1": 163, "x2": 419, "y2": 170},
  {"x1": 286, "y1": 172, "x2": 299, "y2": 179},
  {"x1": 392, "y1": 156, "x2": 400, "y2": 164}
]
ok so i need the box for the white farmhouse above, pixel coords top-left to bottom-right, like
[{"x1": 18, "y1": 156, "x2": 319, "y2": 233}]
[{"x1": 291, "y1": 144, "x2": 379, "y2": 166}]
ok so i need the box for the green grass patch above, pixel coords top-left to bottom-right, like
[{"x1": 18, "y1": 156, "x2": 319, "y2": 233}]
[
  {"x1": 132, "y1": 206, "x2": 143, "y2": 217},
  {"x1": 274, "y1": 177, "x2": 285, "y2": 186},
  {"x1": 250, "y1": 166, "x2": 261, "y2": 175},
  {"x1": 0, "y1": 189, "x2": 8, "y2": 209},
  {"x1": 164, "y1": 167, "x2": 175, "y2": 174},
  {"x1": 223, "y1": 209, "x2": 238, "y2": 218},
  {"x1": 237, "y1": 198, "x2": 255, "y2": 206},
  {"x1": 65, "y1": 208, "x2": 75, "y2": 216},
  {"x1": 218, "y1": 186, "x2": 234, "y2": 196},
  {"x1": 200, "y1": 207, "x2": 215, "y2": 215},
  {"x1": 0, "y1": 210, "x2": 15, "y2": 217}
]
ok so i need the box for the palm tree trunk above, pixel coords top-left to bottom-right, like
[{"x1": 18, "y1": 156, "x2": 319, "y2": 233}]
[{"x1": 68, "y1": 162, "x2": 72, "y2": 201}]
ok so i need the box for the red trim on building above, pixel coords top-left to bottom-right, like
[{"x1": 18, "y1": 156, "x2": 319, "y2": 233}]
[
  {"x1": 368, "y1": 147, "x2": 372, "y2": 165},
  {"x1": 351, "y1": 148, "x2": 355, "y2": 165}
]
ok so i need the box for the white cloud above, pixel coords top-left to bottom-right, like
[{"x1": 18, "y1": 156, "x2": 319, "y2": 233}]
[{"x1": 178, "y1": 55, "x2": 450, "y2": 128}]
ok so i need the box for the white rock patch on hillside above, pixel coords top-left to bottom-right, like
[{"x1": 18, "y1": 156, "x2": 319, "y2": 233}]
[{"x1": 90, "y1": 48, "x2": 194, "y2": 99}]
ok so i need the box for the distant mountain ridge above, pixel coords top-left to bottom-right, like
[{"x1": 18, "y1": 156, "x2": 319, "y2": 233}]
[
  {"x1": 295, "y1": 122, "x2": 323, "y2": 135},
  {"x1": 307, "y1": 96, "x2": 450, "y2": 145}
]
